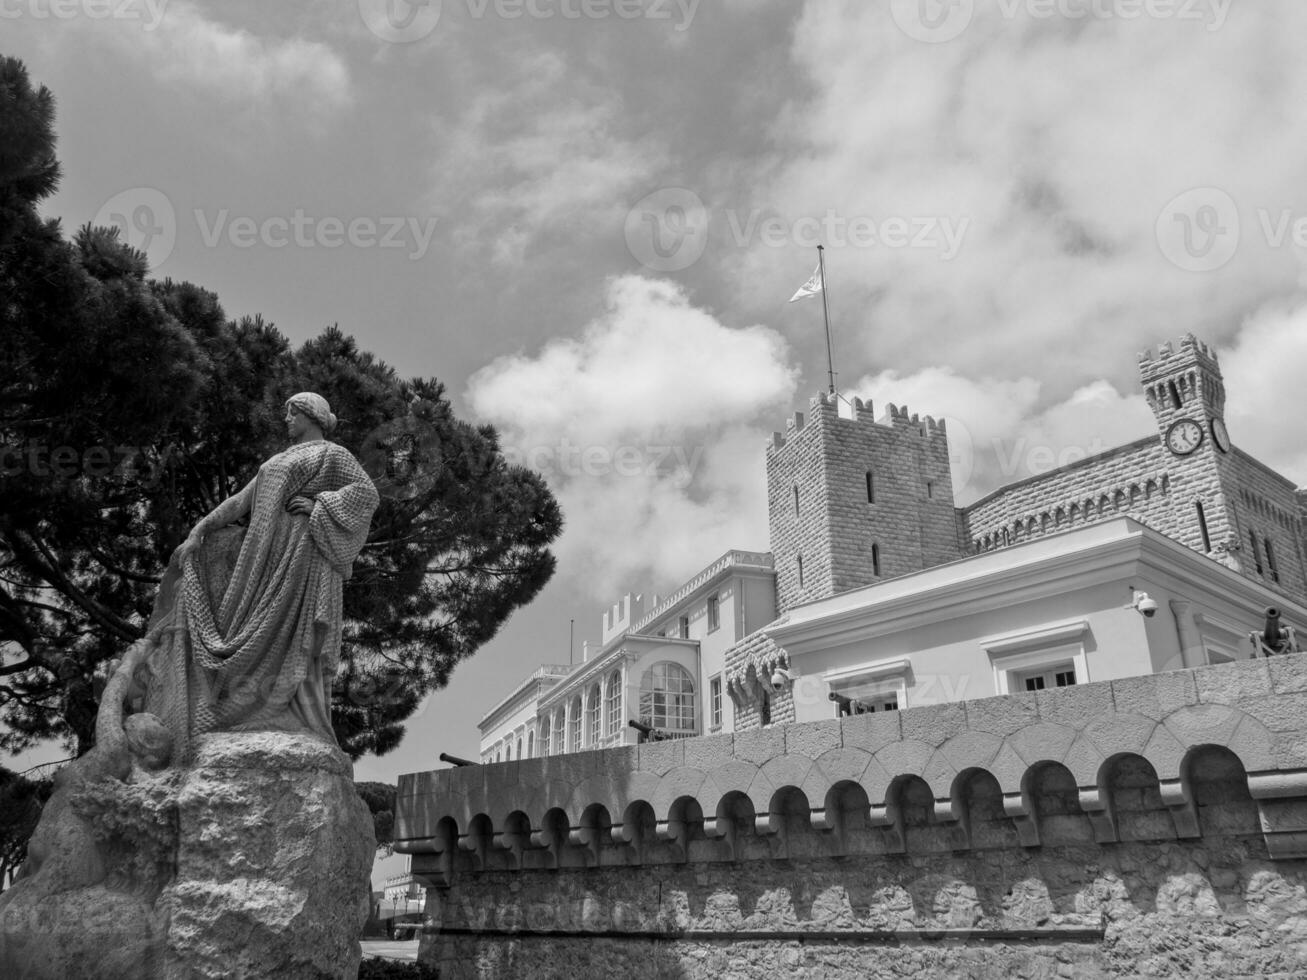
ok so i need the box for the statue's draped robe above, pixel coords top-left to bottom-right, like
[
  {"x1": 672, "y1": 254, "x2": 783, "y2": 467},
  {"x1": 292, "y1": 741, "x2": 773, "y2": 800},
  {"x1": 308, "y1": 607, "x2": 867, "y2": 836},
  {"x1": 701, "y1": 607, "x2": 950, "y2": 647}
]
[{"x1": 145, "y1": 441, "x2": 379, "y2": 760}]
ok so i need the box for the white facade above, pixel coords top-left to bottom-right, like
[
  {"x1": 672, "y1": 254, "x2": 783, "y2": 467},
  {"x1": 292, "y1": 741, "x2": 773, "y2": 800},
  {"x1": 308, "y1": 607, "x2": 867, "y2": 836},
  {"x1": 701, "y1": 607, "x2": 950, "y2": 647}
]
[
  {"x1": 739, "y1": 517, "x2": 1304, "y2": 724},
  {"x1": 476, "y1": 550, "x2": 776, "y2": 758}
]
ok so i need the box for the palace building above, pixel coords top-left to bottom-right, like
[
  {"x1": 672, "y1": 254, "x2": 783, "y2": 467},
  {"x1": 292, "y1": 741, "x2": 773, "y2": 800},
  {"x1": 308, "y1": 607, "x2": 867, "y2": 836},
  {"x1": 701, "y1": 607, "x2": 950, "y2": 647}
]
[
  {"x1": 402, "y1": 334, "x2": 1307, "y2": 978},
  {"x1": 478, "y1": 334, "x2": 1306, "y2": 759}
]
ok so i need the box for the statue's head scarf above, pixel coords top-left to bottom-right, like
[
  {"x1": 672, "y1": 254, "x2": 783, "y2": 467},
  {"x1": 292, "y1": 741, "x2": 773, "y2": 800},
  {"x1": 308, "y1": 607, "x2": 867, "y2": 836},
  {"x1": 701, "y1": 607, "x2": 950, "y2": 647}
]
[{"x1": 286, "y1": 392, "x2": 338, "y2": 435}]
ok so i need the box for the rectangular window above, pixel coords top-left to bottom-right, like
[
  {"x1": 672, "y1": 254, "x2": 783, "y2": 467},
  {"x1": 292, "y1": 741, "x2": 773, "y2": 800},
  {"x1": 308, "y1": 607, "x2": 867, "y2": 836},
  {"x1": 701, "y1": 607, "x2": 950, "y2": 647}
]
[
  {"x1": 926, "y1": 480, "x2": 933, "y2": 499},
  {"x1": 797, "y1": 555, "x2": 804, "y2": 587},
  {"x1": 605, "y1": 674, "x2": 622, "y2": 736},
  {"x1": 1195, "y1": 501, "x2": 1211, "y2": 552},
  {"x1": 710, "y1": 676, "x2": 722, "y2": 729},
  {"x1": 1266, "y1": 537, "x2": 1281, "y2": 583},
  {"x1": 707, "y1": 593, "x2": 720, "y2": 632},
  {"x1": 1250, "y1": 530, "x2": 1264, "y2": 574},
  {"x1": 1018, "y1": 664, "x2": 1077, "y2": 692},
  {"x1": 866, "y1": 471, "x2": 875, "y2": 503},
  {"x1": 872, "y1": 543, "x2": 881, "y2": 577},
  {"x1": 678, "y1": 614, "x2": 689, "y2": 639}
]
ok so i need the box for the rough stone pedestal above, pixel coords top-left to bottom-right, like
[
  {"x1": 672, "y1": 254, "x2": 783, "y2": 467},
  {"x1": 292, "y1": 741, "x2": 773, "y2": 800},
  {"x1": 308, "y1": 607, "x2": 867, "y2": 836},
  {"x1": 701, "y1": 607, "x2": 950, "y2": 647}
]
[
  {"x1": 159, "y1": 732, "x2": 375, "y2": 980},
  {"x1": 0, "y1": 731, "x2": 374, "y2": 980}
]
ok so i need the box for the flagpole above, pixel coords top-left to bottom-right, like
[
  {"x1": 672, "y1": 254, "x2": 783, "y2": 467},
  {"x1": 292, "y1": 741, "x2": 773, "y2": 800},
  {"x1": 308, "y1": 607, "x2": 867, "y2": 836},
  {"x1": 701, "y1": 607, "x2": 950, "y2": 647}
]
[{"x1": 817, "y1": 244, "x2": 835, "y2": 395}]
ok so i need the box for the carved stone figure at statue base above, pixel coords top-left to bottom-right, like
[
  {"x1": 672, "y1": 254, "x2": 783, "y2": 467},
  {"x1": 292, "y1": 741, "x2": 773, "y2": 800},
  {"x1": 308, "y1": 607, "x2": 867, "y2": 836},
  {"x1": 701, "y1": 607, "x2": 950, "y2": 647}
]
[{"x1": 0, "y1": 396, "x2": 380, "y2": 980}]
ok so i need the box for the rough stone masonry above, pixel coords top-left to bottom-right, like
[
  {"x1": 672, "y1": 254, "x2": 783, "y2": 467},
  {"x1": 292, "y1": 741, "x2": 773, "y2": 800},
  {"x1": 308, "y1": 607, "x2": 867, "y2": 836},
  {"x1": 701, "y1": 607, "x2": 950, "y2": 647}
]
[{"x1": 396, "y1": 654, "x2": 1307, "y2": 978}]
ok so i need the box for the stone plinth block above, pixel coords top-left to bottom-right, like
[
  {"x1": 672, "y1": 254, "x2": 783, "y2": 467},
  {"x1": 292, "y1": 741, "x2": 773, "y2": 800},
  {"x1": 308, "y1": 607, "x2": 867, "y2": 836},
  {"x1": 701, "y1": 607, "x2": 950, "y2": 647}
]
[
  {"x1": 0, "y1": 732, "x2": 374, "y2": 980},
  {"x1": 158, "y1": 732, "x2": 375, "y2": 980}
]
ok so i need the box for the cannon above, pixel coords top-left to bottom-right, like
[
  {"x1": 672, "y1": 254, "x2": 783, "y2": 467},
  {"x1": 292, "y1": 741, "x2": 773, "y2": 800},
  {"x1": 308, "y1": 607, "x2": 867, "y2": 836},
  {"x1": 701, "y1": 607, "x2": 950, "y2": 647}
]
[
  {"x1": 439, "y1": 751, "x2": 477, "y2": 767},
  {"x1": 628, "y1": 719, "x2": 671, "y2": 743}
]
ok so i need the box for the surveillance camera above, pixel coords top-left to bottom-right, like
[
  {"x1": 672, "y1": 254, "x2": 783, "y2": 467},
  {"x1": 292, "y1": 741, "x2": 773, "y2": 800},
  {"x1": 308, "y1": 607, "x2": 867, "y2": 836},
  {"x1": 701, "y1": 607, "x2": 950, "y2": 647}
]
[
  {"x1": 770, "y1": 668, "x2": 793, "y2": 692},
  {"x1": 1132, "y1": 591, "x2": 1158, "y2": 618}
]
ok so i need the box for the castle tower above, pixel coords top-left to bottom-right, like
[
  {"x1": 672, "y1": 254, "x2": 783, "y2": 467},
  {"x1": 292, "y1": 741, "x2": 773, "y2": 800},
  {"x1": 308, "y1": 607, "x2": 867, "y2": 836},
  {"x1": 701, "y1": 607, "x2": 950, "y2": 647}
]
[
  {"x1": 1138, "y1": 335, "x2": 1306, "y2": 598},
  {"x1": 766, "y1": 392, "x2": 965, "y2": 615}
]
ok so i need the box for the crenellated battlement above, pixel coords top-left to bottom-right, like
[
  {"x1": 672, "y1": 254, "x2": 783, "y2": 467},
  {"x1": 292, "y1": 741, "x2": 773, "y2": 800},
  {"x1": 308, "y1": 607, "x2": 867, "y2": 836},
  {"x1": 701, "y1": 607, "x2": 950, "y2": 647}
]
[
  {"x1": 768, "y1": 393, "x2": 947, "y2": 451},
  {"x1": 1137, "y1": 332, "x2": 1219, "y2": 370}
]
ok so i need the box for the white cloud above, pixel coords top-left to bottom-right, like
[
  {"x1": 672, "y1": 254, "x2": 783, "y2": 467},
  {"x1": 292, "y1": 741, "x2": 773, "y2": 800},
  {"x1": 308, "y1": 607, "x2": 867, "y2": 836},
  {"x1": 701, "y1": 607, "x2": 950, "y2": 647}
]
[
  {"x1": 26, "y1": 1, "x2": 353, "y2": 115},
  {"x1": 848, "y1": 366, "x2": 1154, "y2": 504},
  {"x1": 467, "y1": 275, "x2": 799, "y2": 593},
  {"x1": 1220, "y1": 303, "x2": 1307, "y2": 484},
  {"x1": 432, "y1": 50, "x2": 666, "y2": 265},
  {"x1": 721, "y1": 2, "x2": 1307, "y2": 392}
]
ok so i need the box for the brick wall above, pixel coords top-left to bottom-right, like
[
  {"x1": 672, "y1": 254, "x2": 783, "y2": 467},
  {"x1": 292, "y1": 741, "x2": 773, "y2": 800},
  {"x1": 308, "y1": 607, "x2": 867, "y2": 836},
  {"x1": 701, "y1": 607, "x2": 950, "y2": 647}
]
[{"x1": 767, "y1": 393, "x2": 962, "y2": 616}]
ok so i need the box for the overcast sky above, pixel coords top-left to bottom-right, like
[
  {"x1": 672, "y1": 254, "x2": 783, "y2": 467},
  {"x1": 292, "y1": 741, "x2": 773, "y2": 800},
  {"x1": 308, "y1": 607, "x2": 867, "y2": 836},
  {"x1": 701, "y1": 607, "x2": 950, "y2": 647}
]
[{"x1": 8, "y1": 0, "x2": 1307, "y2": 885}]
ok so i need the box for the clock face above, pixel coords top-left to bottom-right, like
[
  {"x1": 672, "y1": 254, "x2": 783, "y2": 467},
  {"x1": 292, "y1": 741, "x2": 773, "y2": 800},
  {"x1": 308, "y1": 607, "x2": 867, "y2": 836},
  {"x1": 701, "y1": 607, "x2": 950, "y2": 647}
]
[
  {"x1": 1210, "y1": 417, "x2": 1231, "y2": 453},
  {"x1": 1165, "y1": 418, "x2": 1204, "y2": 456}
]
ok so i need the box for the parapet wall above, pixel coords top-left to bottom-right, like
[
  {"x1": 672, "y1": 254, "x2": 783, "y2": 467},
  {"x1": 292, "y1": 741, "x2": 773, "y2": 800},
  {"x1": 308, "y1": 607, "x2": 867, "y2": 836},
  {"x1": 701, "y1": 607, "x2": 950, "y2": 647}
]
[{"x1": 396, "y1": 656, "x2": 1307, "y2": 978}]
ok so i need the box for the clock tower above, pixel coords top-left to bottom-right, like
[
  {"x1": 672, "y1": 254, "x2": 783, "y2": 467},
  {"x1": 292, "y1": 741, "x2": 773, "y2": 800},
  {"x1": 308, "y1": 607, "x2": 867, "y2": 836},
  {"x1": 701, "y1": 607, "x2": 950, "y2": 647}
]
[
  {"x1": 1138, "y1": 335, "x2": 1248, "y2": 576},
  {"x1": 1139, "y1": 334, "x2": 1307, "y2": 599}
]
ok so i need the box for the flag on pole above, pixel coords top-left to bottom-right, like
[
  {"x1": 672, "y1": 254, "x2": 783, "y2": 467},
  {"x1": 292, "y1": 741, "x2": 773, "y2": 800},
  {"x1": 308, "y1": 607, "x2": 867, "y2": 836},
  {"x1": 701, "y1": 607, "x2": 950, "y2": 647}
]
[{"x1": 788, "y1": 263, "x2": 823, "y2": 302}]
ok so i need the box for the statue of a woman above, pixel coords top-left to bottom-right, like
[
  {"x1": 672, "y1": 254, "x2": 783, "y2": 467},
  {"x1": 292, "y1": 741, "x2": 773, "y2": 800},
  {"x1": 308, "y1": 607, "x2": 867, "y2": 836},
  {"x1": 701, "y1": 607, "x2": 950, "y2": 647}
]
[{"x1": 141, "y1": 392, "x2": 379, "y2": 760}]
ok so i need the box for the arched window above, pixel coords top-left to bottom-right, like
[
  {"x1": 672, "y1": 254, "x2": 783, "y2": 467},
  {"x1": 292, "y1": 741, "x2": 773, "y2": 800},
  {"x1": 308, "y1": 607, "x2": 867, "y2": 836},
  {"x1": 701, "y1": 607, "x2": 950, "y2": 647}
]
[
  {"x1": 527, "y1": 729, "x2": 535, "y2": 758},
  {"x1": 505, "y1": 742, "x2": 512, "y2": 761},
  {"x1": 605, "y1": 670, "x2": 622, "y2": 735},
  {"x1": 639, "y1": 661, "x2": 697, "y2": 734},
  {"x1": 516, "y1": 736, "x2": 523, "y2": 759},
  {"x1": 569, "y1": 695, "x2": 583, "y2": 750},
  {"x1": 587, "y1": 683, "x2": 602, "y2": 746},
  {"x1": 551, "y1": 709, "x2": 565, "y2": 756}
]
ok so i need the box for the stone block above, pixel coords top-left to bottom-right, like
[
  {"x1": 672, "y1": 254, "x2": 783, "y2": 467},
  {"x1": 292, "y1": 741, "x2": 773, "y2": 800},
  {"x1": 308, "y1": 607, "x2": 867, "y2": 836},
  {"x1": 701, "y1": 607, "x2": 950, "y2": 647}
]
[
  {"x1": 1062, "y1": 734, "x2": 1108, "y2": 787},
  {"x1": 899, "y1": 701, "x2": 968, "y2": 747},
  {"x1": 732, "y1": 726, "x2": 786, "y2": 765},
  {"x1": 1035, "y1": 681, "x2": 1113, "y2": 728},
  {"x1": 649, "y1": 766, "x2": 709, "y2": 815},
  {"x1": 1268, "y1": 653, "x2": 1307, "y2": 695},
  {"x1": 964, "y1": 692, "x2": 1039, "y2": 737},
  {"x1": 683, "y1": 733, "x2": 735, "y2": 771},
  {"x1": 1080, "y1": 712, "x2": 1157, "y2": 760},
  {"x1": 987, "y1": 741, "x2": 1032, "y2": 794},
  {"x1": 1111, "y1": 671, "x2": 1198, "y2": 720},
  {"x1": 1239, "y1": 693, "x2": 1307, "y2": 734},
  {"x1": 785, "y1": 719, "x2": 842, "y2": 759},
  {"x1": 936, "y1": 730, "x2": 1003, "y2": 774},
  {"x1": 636, "y1": 738, "x2": 685, "y2": 775},
  {"x1": 1195, "y1": 658, "x2": 1271, "y2": 705},
  {"x1": 841, "y1": 710, "x2": 903, "y2": 753},
  {"x1": 1006, "y1": 722, "x2": 1078, "y2": 768},
  {"x1": 871, "y1": 739, "x2": 935, "y2": 786}
]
